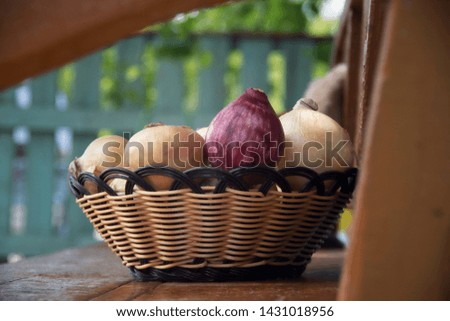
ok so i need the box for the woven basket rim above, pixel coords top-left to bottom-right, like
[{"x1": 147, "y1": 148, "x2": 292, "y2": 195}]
[{"x1": 69, "y1": 165, "x2": 358, "y2": 198}]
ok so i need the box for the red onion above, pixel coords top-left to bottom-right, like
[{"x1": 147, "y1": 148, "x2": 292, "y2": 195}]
[{"x1": 204, "y1": 88, "x2": 285, "y2": 170}]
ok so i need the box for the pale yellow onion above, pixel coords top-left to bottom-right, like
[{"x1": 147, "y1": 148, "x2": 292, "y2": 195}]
[
  {"x1": 124, "y1": 123, "x2": 205, "y2": 190},
  {"x1": 278, "y1": 98, "x2": 354, "y2": 191},
  {"x1": 68, "y1": 135, "x2": 127, "y2": 193}
]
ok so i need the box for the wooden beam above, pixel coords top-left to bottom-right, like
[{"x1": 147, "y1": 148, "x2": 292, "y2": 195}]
[
  {"x1": 339, "y1": 0, "x2": 450, "y2": 300},
  {"x1": 341, "y1": 0, "x2": 363, "y2": 146},
  {"x1": 0, "y1": 106, "x2": 179, "y2": 134},
  {"x1": 0, "y1": 0, "x2": 230, "y2": 90},
  {"x1": 330, "y1": 0, "x2": 364, "y2": 156},
  {"x1": 354, "y1": 0, "x2": 389, "y2": 163},
  {"x1": 332, "y1": 0, "x2": 363, "y2": 64}
]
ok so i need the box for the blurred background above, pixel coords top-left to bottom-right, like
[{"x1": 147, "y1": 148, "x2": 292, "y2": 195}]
[{"x1": 0, "y1": 0, "x2": 347, "y2": 263}]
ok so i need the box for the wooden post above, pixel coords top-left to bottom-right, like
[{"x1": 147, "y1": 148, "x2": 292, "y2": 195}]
[
  {"x1": 196, "y1": 36, "x2": 232, "y2": 128},
  {"x1": 239, "y1": 37, "x2": 273, "y2": 94},
  {"x1": 280, "y1": 39, "x2": 315, "y2": 109},
  {"x1": 27, "y1": 72, "x2": 57, "y2": 237},
  {"x1": 0, "y1": 90, "x2": 15, "y2": 237},
  {"x1": 117, "y1": 36, "x2": 147, "y2": 109},
  {"x1": 67, "y1": 53, "x2": 103, "y2": 238},
  {"x1": 354, "y1": 0, "x2": 389, "y2": 164},
  {"x1": 331, "y1": 0, "x2": 363, "y2": 148},
  {"x1": 0, "y1": 0, "x2": 229, "y2": 90},
  {"x1": 154, "y1": 55, "x2": 187, "y2": 125},
  {"x1": 339, "y1": 0, "x2": 450, "y2": 300}
]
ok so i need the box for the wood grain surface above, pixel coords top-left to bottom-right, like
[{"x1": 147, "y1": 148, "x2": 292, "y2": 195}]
[
  {"x1": 0, "y1": 0, "x2": 229, "y2": 90},
  {"x1": 0, "y1": 243, "x2": 345, "y2": 301},
  {"x1": 338, "y1": 0, "x2": 450, "y2": 300}
]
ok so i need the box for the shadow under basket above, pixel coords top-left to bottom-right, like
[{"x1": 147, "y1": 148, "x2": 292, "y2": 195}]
[{"x1": 69, "y1": 166, "x2": 357, "y2": 282}]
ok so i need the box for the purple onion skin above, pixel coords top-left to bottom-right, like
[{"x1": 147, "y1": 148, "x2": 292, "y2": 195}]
[{"x1": 204, "y1": 88, "x2": 285, "y2": 170}]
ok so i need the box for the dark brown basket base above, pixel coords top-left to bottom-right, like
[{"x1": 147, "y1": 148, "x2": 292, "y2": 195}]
[{"x1": 129, "y1": 265, "x2": 307, "y2": 282}]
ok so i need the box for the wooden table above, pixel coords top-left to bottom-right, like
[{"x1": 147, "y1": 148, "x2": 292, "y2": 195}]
[{"x1": 0, "y1": 243, "x2": 344, "y2": 300}]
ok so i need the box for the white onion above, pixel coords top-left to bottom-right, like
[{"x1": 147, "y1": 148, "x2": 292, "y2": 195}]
[{"x1": 278, "y1": 98, "x2": 354, "y2": 191}]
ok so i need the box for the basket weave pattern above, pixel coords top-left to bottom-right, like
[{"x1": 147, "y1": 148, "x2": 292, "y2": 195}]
[{"x1": 70, "y1": 166, "x2": 356, "y2": 281}]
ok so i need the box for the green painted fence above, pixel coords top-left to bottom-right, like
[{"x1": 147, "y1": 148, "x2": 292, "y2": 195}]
[{"x1": 0, "y1": 33, "x2": 330, "y2": 260}]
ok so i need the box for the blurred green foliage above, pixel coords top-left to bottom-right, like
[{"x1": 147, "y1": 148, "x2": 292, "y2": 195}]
[
  {"x1": 150, "y1": 0, "x2": 328, "y2": 58},
  {"x1": 148, "y1": 0, "x2": 337, "y2": 113},
  {"x1": 57, "y1": 0, "x2": 339, "y2": 113},
  {"x1": 150, "y1": 0, "x2": 323, "y2": 33}
]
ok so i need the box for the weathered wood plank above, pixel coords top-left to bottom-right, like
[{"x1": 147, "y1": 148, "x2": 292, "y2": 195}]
[
  {"x1": 73, "y1": 53, "x2": 102, "y2": 109},
  {"x1": 137, "y1": 279, "x2": 338, "y2": 301},
  {"x1": 0, "y1": 0, "x2": 229, "y2": 90},
  {"x1": 195, "y1": 36, "x2": 232, "y2": 128},
  {"x1": 26, "y1": 72, "x2": 57, "y2": 237},
  {"x1": 153, "y1": 58, "x2": 187, "y2": 125},
  {"x1": 67, "y1": 134, "x2": 98, "y2": 239},
  {"x1": 67, "y1": 54, "x2": 103, "y2": 238},
  {"x1": 280, "y1": 39, "x2": 315, "y2": 109},
  {"x1": 0, "y1": 87, "x2": 15, "y2": 105},
  {"x1": 0, "y1": 89, "x2": 15, "y2": 239},
  {"x1": 0, "y1": 243, "x2": 344, "y2": 300},
  {"x1": 91, "y1": 281, "x2": 161, "y2": 301},
  {"x1": 239, "y1": 38, "x2": 273, "y2": 93},
  {"x1": 0, "y1": 130, "x2": 13, "y2": 237},
  {"x1": 25, "y1": 135, "x2": 55, "y2": 235},
  {"x1": 0, "y1": 243, "x2": 132, "y2": 300},
  {"x1": 135, "y1": 250, "x2": 343, "y2": 301},
  {"x1": 31, "y1": 72, "x2": 57, "y2": 107},
  {"x1": 0, "y1": 107, "x2": 147, "y2": 133},
  {"x1": 117, "y1": 36, "x2": 146, "y2": 109}
]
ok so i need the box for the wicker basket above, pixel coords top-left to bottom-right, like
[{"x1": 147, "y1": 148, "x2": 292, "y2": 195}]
[{"x1": 69, "y1": 166, "x2": 357, "y2": 281}]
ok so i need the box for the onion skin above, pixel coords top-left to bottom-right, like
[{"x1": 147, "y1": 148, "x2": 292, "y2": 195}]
[
  {"x1": 204, "y1": 88, "x2": 285, "y2": 170},
  {"x1": 278, "y1": 98, "x2": 354, "y2": 191},
  {"x1": 68, "y1": 135, "x2": 127, "y2": 193},
  {"x1": 196, "y1": 127, "x2": 208, "y2": 139},
  {"x1": 124, "y1": 123, "x2": 205, "y2": 190}
]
